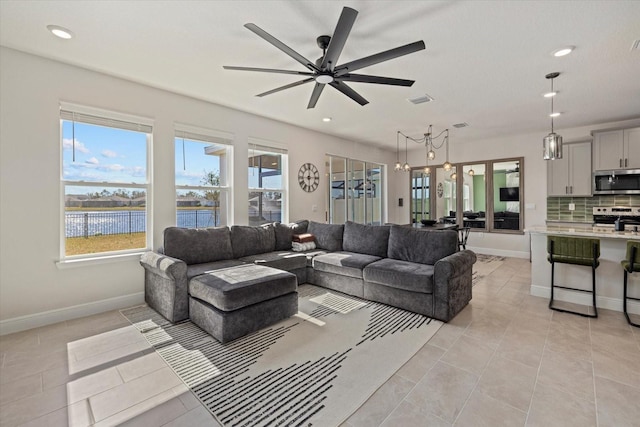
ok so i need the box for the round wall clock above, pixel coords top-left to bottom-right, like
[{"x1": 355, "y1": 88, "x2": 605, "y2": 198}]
[
  {"x1": 437, "y1": 182, "x2": 444, "y2": 198},
  {"x1": 298, "y1": 163, "x2": 320, "y2": 192}
]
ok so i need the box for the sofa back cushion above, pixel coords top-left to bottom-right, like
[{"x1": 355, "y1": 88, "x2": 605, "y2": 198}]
[
  {"x1": 164, "y1": 226, "x2": 233, "y2": 265},
  {"x1": 231, "y1": 224, "x2": 276, "y2": 258},
  {"x1": 274, "y1": 220, "x2": 310, "y2": 250},
  {"x1": 342, "y1": 221, "x2": 390, "y2": 258},
  {"x1": 388, "y1": 225, "x2": 457, "y2": 265},
  {"x1": 308, "y1": 221, "x2": 344, "y2": 251}
]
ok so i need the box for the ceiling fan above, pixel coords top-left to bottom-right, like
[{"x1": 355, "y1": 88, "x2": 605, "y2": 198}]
[{"x1": 223, "y1": 6, "x2": 425, "y2": 109}]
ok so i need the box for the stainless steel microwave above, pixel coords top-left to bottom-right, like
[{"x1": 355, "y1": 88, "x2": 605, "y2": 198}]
[{"x1": 593, "y1": 169, "x2": 640, "y2": 195}]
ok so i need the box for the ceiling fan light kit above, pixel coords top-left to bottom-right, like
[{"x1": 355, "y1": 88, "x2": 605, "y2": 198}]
[{"x1": 224, "y1": 7, "x2": 425, "y2": 109}]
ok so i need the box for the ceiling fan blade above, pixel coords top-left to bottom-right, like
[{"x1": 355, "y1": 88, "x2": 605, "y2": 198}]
[
  {"x1": 334, "y1": 40, "x2": 426, "y2": 76},
  {"x1": 329, "y1": 81, "x2": 369, "y2": 106},
  {"x1": 320, "y1": 7, "x2": 358, "y2": 71},
  {"x1": 244, "y1": 23, "x2": 319, "y2": 72},
  {"x1": 256, "y1": 78, "x2": 315, "y2": 97},
  {"x1": 223, "y1": 66, "x2": 314, "y2": 76},
  {"x1": 335, "y1": 74, "x2": 415, "y2": 86},
  {"x1": 307, "y1": 83, "x2": 326, "y2": 109}
]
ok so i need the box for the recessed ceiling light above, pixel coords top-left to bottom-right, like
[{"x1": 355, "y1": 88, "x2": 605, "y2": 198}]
[
  {"x1": 552, "y1": 46, "x2": 574, "y2": 57},
  {"x1": 550, "y1": 112, "x2": 561, "y2": 117},
  {"x1": 322, "y1": 117, "x2": 332, "y2": 122},
  {"x1": 47, "y1": 25, "x2": 74, "y2": 39},
  {"x1": 543, "y1": 91, "x2": 557, "y2": 98}
]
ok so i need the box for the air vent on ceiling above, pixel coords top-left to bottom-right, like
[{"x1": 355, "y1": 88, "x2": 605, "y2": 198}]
[
  {"x1": 452, "y1": 122, "x2": 469, "y2": 128},
  {"x1": 632, "y1": 39, "x2": 640, "y2": 51},
  {"x1": 408, "y1": 94, "x2": 434, "y2": 104}
]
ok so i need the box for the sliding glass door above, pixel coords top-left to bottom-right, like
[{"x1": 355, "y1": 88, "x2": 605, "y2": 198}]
[{"x1": 327, "y1": 156, "x2": 383, "y2": 225}]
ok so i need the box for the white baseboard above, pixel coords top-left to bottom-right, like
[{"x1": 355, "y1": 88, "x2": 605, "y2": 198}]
[
  {"x1": 530, "y1": 284, "x2": 640, "y2": 315},
  {"x1": 467, "y1": 246, "x2": 530, "y2": 260},
  {"x1": 0, "y1": 292, "x2": 145, "y2": 336}
]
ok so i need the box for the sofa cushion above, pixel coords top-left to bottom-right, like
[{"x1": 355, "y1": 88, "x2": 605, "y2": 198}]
[
  {"x1": 274, "y1": 220, "x2": 309, "y2": 250},
  {"x1": 239, "y1": 251, "x2": 308, "y2": 271},
  {"x1": 308, "y1": 221, "x2": 344, "y2": 251},
  {"x1": 342, "y1": 221, "x2": 390, "y2": 258},
  {"x1": 230, "y1": 224, "x2": 276, "y2": 258},
  {"x1": 313, "y1": 251, "x2": 381, "y2": 279},
  {"x1": 363, "y1": 258, "x2": 434, "y2": 294},
  {"x1": 189, "y1": 264, "x2": 297, "y2": 312},
  {"x1": 388, "y1": 225, "x2": 457, "y2": 265},
  {"x1": 164, "y1": 226, "x2": 233, "y2": 265},
  {"x1": 186, "y1": 260, "x2": 246, "y2": 280}
]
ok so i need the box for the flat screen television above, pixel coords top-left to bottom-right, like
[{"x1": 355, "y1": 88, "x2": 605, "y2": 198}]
[{"x1": 499, "y1": 187, "x2": 519, "y2": 202}]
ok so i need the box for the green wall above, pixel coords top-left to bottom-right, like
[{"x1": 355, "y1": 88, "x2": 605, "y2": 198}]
[
  {"x1": 472, "y1": 175, "x2": 485, "y2": 211},
  {"x1": 493, "y1": 172, "x2": 507, "y2": 212}
]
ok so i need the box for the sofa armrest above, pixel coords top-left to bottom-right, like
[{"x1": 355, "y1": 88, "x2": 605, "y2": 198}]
[
  {"x1": 432, "y1": 250, "x2": 477, "y2": 321},
  {"x1": 139, "y1": 251, "x2": 189, "y2": 322},
  {"x1": 140, "y1": 251, "x2": 187, "y2": 281}
]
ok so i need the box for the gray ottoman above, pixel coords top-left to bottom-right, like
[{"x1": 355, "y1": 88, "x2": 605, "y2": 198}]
[{"x1": 188, "y1": 264, "x2": 298, "y2": 343}]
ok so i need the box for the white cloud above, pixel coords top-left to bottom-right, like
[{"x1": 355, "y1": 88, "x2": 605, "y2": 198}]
[
  {"x1": 62, "y1": 138, "x2": 90, "y2": 154},
  {"x1": 85, "y1": 157, "x2": 99, "y2": 165},
  {"x1": 101, "y1": 149, "x2": 118, "y2": 158}
]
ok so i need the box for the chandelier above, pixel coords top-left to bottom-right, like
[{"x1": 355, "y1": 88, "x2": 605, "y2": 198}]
[{"x1": 396, "y1": 125, "x2": 451, "y2": 172}]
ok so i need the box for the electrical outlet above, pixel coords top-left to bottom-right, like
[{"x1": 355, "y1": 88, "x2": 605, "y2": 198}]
[
  {"x1": 568, "y1": 203, "x2": 575, "y2": 211},
  {"x1": 312, "y1": 204, "x2": 318, "y2": 212}
]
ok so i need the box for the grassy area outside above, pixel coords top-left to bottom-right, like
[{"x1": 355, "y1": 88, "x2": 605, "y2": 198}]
[{"x1": 66, "y1": 232, "x2": 146, "y2": 256}]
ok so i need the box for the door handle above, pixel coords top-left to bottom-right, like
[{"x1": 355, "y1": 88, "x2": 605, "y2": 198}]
[
  {"x1": 620, "y1": 158, "x2": 623, "y2": 167},
  {"x1": 570, "y1": 186, "x2": 573, "y2": 194},
  {"x1": 625, "y1": 158, "x2": 628, "y2": 167}
]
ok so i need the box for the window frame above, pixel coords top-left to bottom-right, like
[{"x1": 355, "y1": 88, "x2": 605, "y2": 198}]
[
  {"x1": 59, "y1": 102, "x2": 153, "y2": 262},
  {"x1": 410, "y1": 156, "x2": 524, "y2": 234},
  {"x1": 174, "y1": 124, "x2": 234, "y2": 229},
  {"x1": 248, "y1": 139, "x2": 288, "y2": 225}
]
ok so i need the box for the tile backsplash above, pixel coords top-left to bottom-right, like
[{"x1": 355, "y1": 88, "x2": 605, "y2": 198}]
[{"x1": 547, "y1": 195, "x2": 640, "y2": 223}]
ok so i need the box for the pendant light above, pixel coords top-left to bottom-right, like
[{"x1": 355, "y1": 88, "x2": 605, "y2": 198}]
[
  {"x1": 424, "y1": 140, "x2": 431, "y2": 174},
  {"x1": 468, "y1": 168, "x2": 475, "y2": 176},
  {"x1": 543, "y1": 72, "x2": 563, "y2": 160},
  {"x1": 394, "y1": 131, "x2": 402, "y2": 171},
  {"x1": 402, "y1": 136, "x2": 411, "y2": 171},
  {"x1": 442, "y1": 129, "x2": 452, "y2": 171}
]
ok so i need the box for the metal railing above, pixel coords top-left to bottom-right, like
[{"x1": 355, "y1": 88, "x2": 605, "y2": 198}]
[{"x1": 65, "y1": 209, "x2": 284, "y2": 238}]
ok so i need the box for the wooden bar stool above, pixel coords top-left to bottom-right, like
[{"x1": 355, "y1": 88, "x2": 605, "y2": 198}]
[
  {"x1": 621, "y1": 240, "x2": 640, "y2": 327},
  {"x1": 547, "y1": 236, "x2": 600, "y2": 318}
]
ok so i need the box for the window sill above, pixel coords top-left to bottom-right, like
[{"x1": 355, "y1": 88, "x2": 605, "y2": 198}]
[{"x1": 56, "y1": 251, "x2": 146, "y2": 269}]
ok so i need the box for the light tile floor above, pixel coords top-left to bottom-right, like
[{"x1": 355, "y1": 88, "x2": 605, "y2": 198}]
[{"x1": 1, "y1": 257, "x2": 638, "y2": 426}]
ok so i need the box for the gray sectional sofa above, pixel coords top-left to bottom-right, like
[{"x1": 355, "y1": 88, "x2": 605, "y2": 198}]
[{"x1": 140, "y1": 220, "x2": 476, "y2": 342}]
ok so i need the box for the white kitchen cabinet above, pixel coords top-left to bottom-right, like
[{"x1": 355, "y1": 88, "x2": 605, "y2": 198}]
[
  {"x1": 547, "y1": 141, "x2": 592, "y2": 196},
  {"x1": 593, "y1": 127, "x2": 640, "y2": 170}
]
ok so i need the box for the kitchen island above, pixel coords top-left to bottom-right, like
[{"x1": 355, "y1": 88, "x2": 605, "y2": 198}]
[{"x1": 528, "y1": 225, "x2": 640, "y2": 315}]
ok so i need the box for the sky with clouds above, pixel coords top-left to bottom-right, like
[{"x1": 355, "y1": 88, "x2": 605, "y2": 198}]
[{"x1": 63, "y1": 120, "x2": 283, "y2": 196}]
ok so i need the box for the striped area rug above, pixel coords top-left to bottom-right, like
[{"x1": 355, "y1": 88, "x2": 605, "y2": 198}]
[{"x1": 122, "y1": 284, "x2": 442, "y2": 427}]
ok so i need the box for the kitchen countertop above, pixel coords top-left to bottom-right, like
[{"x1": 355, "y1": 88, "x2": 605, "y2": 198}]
[{"x1": 527, "y1": 225, "x2": 640, "y2": 240}]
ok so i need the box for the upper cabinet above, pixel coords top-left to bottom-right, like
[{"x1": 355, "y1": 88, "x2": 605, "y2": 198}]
[
  {"x1": 547, "y1": 141, "x2": 592, "y2": 196},
  {"x1": 593, "y1": 127, "x2": 640, "y2": 170}
]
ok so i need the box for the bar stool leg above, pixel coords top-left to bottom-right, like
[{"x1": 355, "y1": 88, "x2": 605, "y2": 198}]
[{"x1": 624, "y1": 269, "x2": 640, "y2": 328}]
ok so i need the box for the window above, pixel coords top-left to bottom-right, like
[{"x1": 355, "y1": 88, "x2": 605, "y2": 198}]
[
  {"x1": 248, "y1": 141, "x2": 287, "y2": 225},
  {"x1": 328, "y1": 155, "x2": 384, "y2": 225},
  {"x1": 410, "y1": 157, "x2": 523, "y2": 233},
  {"x1": 175, "y1": 127, "x2": 232, "y2": 228},
  {"x1": 460, "y1": 163, "x2": 487, "y2": 230},
  {"x1": 60, "y1": 105, "x2": 152, "y2": 258}
]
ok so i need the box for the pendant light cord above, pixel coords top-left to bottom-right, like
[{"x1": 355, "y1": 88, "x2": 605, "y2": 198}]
[{"x1": 550, "y1": 78, "x2": 555, "y2": 133}]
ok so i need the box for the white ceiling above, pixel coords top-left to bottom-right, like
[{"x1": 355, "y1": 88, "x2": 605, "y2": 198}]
[{"x1": 1, "y1": 0, "x2": 639, "y2": 150}]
